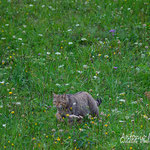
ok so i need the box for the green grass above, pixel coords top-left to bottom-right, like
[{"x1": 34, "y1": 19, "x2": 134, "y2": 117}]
[{"x1": 0, "y1": 0, "x2": 150, "y2": 149}]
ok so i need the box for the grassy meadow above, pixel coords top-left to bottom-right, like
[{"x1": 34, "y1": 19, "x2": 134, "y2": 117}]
[{"x1": 0, "y1": 0, "x2": 150, "y2": 149}]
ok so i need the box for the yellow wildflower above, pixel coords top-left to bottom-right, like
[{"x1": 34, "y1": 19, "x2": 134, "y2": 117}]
[
  {"x1": 4, "y1": 146, "x2": 6, "y2": 149},
  {"x1": 104, "y1": 124, "x2": 108, "y2": 127},
  {"x1": 68, "y1": 136, "x2": 71, "y2": 139},
  {"x1": 11, "y1": 143, "x2": 14, "y2": 146},
  {"x1": 32, "y1": 137, "x2": 35, "y2": 140},
  {"x1": 105, "y1": 132, "x2": 108, "y2": 135},
  {"x1": 11, "y1": 111, "x2": 15, "y2": 114},
  {"x1": 98, "y1": 54, "x2": 102, "y2": 56},
  {"x1": 66, "y1": 114, "x2": 69, "y2": 117},
  {"x1": 130, "y1": 147, "x2": 132, "y2": 150},
  {"x1": 57, "y1": 137, "x2": 60, "y2": 141},
  {"x1": 9, "y1": 92, "x2": 12, "y2": 95},
  {"x1": 35, "y1": 123, "x2": 37, "y2": 125}
]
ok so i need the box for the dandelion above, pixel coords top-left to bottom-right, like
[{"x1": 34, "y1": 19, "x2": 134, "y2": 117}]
[
  {"x1": 104, "y1": 124, "x2": 108, "y2": 127},
  {"x1": 4, "y1": 146, "x2": 6, "y2": 149},
  {"x1": 54, "y1": 141, "x2": 57, "y2": 144},
  {"x1": 98, "y1": 54, "x2": 102, "y2": 56},
  {"x1": 68, "y1": 136, "x2": 71, "y2": 139},
  {"x1": 105, "y1": 132, "x2": 108, "y2": 135},
  {"x1": 11, "y1": 143, "x2": 14, "y2": 146},
  {"x1": 57, "y1": 137, "x2": 60, "y2": 141},
  {"x1": 35, "y1": 123, "x2": 37, "y2": 125},
  {"x1": 46, "y1": 135, "x2": 48, "y2": 138},
  {"x1": 11, "y1": 111, "x2": 15, "y2": 114},
  {"x1": 66, "y1": 114, "x2": 69, "y2": 117},
  {"x1": 32, "y1": 137, "x2": 35, "y2": 140},
  {"x1": 8, "y1": 141, "x2": 10, "y2": 143},
  {"x1": 130, "y1": 147, "x2": 133, "y2": 150},
  {"x1": 141, "y1": 125, "x2": 143, "y2": 128},
  {"x1": 91, "y1": 121, "x2": 94, "y2": 124}
]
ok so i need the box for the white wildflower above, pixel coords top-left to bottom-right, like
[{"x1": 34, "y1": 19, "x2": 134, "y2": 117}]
[
  {"x1": 141, "y1": 54, "x2": 145, "y2": 58},
  {"x1": 2, "y1": 124, "x2": 6, "y2": 128},
  {"x1": 119, "y1": 120, "x2": 125, "y2": 123},
  {"x1": 55, "y1": 52, "x2": 61, "y2": 55},
  {"x1": 47, "y1": 52, "x2": 50, "y2": 55},
  {"x1": 58, "y1": 65, "x2": 64, "y2": 68},
  {"x1": 0, "y1": 81, "x2": 5, "y2": 84},
  {"x1": 131, "y1": 101, "x2": 137, "y2": 104},
  {"x1": 104, "y1": 55, "x2": 109, "y2": 58},
  {"x1": 29, "y1": 4, "x2": 33, "y2": 7},
  {"x1": 81, "y1": 38, "x2": 87, "y2": 41},
  {"x1": 23, "y1": 25, "x2": 27, "y2": 28},
  {"x1": 0, "y1": 105, "x2": 3, "y2": 108},
  {"x1": 5, "y1": 24, "x2": 9, "y2": 26},
  {"x1": 12, "y1": 35, "x2": 16, "y2": 38},
  {"x1": 68, "y1": 42, "x2": 73, "y2": 45},
  {"x1": 119, "y1": 99, "x2": 126, "y2": 102},
  {"x1": 56, "y1": 83, "x2": 61, "y2": 87},
  {"x1": 77, "y1": 71, "x2": 83, "y2": 74},
  {"x1": 67, "y1": 29, "x2": 72, "y2": 32},
  {"x1": 65, "y1": 83, "x2": 69, "y2": 86},
  {"x1": 93, "y1": 76, "x2": 97, "y2": 79},
  {"x1": 38, "y1": 34, "x2": 43, "y2": 37},
  {"x1": 83, "y1": 65, "x2": 88, "y2": 69},
  {"x1": 76, "y1": 24, "x2": 79, "y2": 27},
  {"x1": 136, "y1": 67, "x2": 140, "y2": 72},
  {"x1": 42, "y1": 5, "x2": 45, "y2": 8},
  {"x1": 1, "y1": 37, "x2": 6, "y2": 40},
  {"x1": 18, "y1": 38, "x2": 22, "y2": 41},
  {"x1": 15, "y1": 102, "x2": 21, "y2": 105}
]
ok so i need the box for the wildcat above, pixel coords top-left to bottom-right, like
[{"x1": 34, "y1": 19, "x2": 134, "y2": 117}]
[{"x1": 53, "y1": 92, "x2": 102, "y2": 122}]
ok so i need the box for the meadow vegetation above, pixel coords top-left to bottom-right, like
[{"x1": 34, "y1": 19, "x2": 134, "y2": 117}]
[{"x1": 0, "y1": 0, "x2": 150, "y2": 149}]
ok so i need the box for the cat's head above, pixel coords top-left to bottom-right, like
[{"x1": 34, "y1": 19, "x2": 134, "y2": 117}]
[{"x1": 53, "y1": 93, "x2": 69, "y2": 109}]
